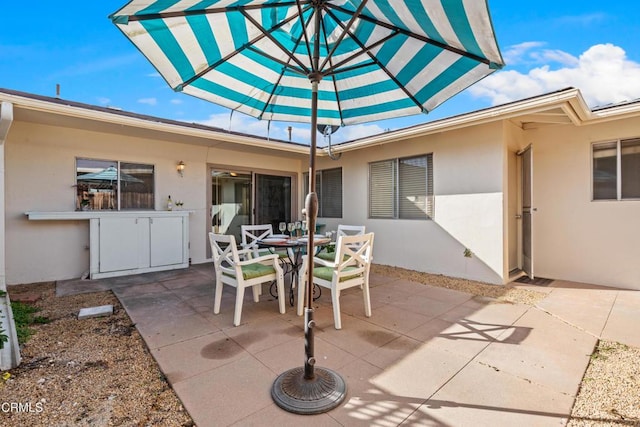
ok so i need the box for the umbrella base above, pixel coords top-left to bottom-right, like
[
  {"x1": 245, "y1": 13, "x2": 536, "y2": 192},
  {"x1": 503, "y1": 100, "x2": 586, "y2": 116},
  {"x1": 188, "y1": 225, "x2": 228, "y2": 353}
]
[{"x1": 271, "y1": 366, "x2": 346, "y2": 415}]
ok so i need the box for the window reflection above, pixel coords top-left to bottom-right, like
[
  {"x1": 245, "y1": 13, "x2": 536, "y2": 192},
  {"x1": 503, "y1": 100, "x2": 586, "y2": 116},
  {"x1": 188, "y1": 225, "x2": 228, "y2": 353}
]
[{"x1": 76, "y1": 159, "x2": 154, "y2": 210}]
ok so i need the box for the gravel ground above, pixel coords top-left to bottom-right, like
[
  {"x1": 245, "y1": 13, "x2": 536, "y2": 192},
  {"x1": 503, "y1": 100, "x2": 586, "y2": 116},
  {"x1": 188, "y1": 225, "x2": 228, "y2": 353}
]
[
  {"x1": 1, "y1": 282, "x2": 193, "y2": 427},
  {"x1": 371, "y1": 264, "x2": 547, "y2": 305},
  {"x1": 568, "y1": 341, "x2": 640, "y2": 426},
  {"x1": 1, "y1": 267, "x2": 638, "y2": 426}
]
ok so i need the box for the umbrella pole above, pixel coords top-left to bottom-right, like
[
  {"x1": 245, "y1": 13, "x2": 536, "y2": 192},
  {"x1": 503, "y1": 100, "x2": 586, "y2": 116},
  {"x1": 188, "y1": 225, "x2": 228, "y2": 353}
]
[
  {"x1": 304, "y1": 76, "x2": 319, "y2": 381},
  {"x1": 271, "y1": 2, "x2": 346, "y2": 414}
]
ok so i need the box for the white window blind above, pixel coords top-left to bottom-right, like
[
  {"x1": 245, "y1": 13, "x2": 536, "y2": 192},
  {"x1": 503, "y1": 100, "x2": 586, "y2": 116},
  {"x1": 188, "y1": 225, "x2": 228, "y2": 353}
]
[
  {"x1": 621, "y1": 138, "x2": 640, "y2": 199},
  {"x1": 321, "y1": 168, "x2": 342, "y2": 217},
  {"x1": 369, "y1": 154, "x2": 433, "y2": 219},
  {"x1": 303, "y1": 167, "x2": 343, "y2": 218},
  {"x1": 593, "y1": 138, "x2": 640, "y2": 200},
  {"x1": 399, "y1": 156, "x2": 427, "y2": 219},
  {"x1": 369, "y1": 160, "x2": 396, "y2": 218}
]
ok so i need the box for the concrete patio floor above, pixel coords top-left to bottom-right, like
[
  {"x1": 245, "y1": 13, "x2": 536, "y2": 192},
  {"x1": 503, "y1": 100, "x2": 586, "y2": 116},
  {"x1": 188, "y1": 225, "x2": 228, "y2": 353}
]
[{"x1": 57, "y1": 264, "x2": 639, "y2": 426}]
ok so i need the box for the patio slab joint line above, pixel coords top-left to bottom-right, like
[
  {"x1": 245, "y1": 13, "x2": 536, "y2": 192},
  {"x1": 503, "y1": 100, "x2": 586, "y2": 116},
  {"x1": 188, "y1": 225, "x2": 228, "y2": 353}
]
[{"x1": 532, "y1": 305, "x2": 603, "y2": 340}]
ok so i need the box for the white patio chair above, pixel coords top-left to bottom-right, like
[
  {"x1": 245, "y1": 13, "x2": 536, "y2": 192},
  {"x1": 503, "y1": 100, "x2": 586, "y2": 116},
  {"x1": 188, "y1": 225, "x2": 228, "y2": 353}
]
[
  {"x1": 316, "y1": 224, "x2": 366, "y2": 262},
  {"x1": 209, "y1": 232, "x2": 285, "y2": 326},
  {"x1": 241, "y1": 223, "x2": 292, "y2": 260},
  {"x1": 298, "y1": 232, "x2": 374, "y2": 329},
  {"x1": 241, "y1": 224, "x2": 274, "y2": 259}
]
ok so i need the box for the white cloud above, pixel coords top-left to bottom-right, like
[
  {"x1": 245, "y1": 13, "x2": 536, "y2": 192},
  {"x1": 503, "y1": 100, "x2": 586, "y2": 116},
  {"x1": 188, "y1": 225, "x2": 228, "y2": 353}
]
[
  {"x1": 332, "y1": 123, "x2": 385, "y2": 142},
  {"x1": 529, "y1": 49, "x2": 579, "y2": 67},
  {"x1": 170, "y1": 98, "x2": 182, "y2": 105},
  {"x1": 138, "y1": 97, "x2": 157, "y2": 106},
  {"x1": 197, "y1": 112, "x2": 294, "y2": 141},
  {"x1": 96, "y1": 97, "x2": 110, "y2": 105},
  {"x1": 502, "y1": 42, "x2": 546, "y2": 65},
  {"x1": 195, "y1": 111, "x2": 386, "y2": 144},
  {"x1": 470, "y1": 43, "x2": 640, "y2": 108},
  {"x1": 553, "y1": 13, "x2": 606, "y2": 27}
]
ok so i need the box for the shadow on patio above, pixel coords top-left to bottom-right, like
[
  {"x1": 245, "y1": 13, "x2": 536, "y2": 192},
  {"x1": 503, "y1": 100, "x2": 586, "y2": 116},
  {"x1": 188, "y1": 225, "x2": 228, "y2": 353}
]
[{"x1": 56, "y1": 263, "x2": 636, "y2": 426}]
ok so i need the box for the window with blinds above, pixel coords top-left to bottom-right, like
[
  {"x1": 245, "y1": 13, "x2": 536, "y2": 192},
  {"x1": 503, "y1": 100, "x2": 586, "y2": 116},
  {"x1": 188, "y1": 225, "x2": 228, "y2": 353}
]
[
  {"x1": 593, "y1": 138, "x2": 640, "y2": 200},
  {"x1": 303, "y1": 167, "x2": 343, "y2": 218},
  {"x1": 369, "y1": 154, "x2": 433, "y2": 220},
  {"x1": 369, "y1": 160, "x2": 396, "y2": 218}
]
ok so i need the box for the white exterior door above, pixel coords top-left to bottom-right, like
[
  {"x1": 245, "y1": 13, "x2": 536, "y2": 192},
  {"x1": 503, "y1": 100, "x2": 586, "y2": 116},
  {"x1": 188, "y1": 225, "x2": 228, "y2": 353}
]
[{"x1": 521, "y1": 146, "x2": 534, "y2": 278}]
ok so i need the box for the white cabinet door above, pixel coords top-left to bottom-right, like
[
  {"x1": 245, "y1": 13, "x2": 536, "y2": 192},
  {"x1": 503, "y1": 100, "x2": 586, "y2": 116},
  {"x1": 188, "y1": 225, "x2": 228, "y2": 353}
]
[
  {"x1": 149, "y1": 217, "x2": 185, "y2": 267},
  {"x1": 99, "y1": 217, "x2": 148, "y2": 273},
  {"x1": 91, "y1": 213, "x2": 187, "y2": 279}
]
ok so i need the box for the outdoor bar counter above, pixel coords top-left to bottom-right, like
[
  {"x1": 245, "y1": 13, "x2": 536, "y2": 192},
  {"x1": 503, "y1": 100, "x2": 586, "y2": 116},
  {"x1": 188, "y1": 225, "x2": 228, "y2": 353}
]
[{"x1": 26, "y1": 210, "x2": 190, "y2": 280}]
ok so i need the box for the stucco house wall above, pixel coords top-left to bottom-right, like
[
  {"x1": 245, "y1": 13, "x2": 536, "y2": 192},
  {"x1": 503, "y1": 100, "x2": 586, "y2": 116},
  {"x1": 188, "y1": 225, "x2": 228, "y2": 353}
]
[
  {"x1": 3, "y1": 88, "x2": 640, "y2": 290},
  {"x1": 528, "y1": 116, "x2": 640, "y2": 289},
  {"x1": 316, "y1": 121, "x2": 506, "y2": 284},
  {"x1": 5, "y1": 119, "x2": 301, "y2": 285}
]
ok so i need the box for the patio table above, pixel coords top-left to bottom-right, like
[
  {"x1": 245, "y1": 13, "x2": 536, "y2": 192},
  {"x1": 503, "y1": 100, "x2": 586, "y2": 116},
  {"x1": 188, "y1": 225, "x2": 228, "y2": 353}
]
[{"x1": 258, "y1": 235, "x2": 331, "y2": 306}]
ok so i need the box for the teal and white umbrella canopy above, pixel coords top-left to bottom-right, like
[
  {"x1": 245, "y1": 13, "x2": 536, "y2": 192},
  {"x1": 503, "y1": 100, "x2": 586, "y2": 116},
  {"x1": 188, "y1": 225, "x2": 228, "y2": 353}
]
[
  {"x1": 110, "y1": 0, "x2": 504, "y2": 414},
  {"x1": 110, "y1": 0, "x2": 504, "y2": 127}
]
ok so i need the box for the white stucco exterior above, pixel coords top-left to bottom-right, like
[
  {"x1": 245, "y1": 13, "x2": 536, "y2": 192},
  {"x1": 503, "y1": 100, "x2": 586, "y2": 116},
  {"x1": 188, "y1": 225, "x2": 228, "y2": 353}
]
[
  {"x1": 4, "y1": 117, "x2": 304, "y2": 284},
  {"x1": 316, "y1": 122, "x2": 506, "y2": 284},
  {"x1": 1, "y1": 87, "x2": 639, "y2": 290},
  {"x1": 526, "y1": 118, "x2": 640, "y2": 289}
]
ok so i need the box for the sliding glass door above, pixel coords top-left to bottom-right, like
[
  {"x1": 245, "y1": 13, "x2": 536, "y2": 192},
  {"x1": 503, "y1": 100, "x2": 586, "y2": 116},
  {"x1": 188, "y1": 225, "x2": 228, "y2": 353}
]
[
  {"x1": 211, "y1": 171, "x2": 252, "y2": 242},
  {"x1": 210, "y1": 169, "x2": 295, "y2": 244},
  {"x1": 255, "y1": 174, "x2": 292, "y2": 231}
]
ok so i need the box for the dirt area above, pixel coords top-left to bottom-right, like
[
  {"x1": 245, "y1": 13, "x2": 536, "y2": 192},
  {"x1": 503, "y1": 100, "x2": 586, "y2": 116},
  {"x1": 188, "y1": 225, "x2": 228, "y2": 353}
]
[
  {"x1": 1, "y1": 266, "x2": 637, "y2": 426},
  {"x1": 0, "y1": 282, "x2": 193, "y2": 427},
  {"x1": 371, "y1": 264, "x2": 547, "y2": 305}
]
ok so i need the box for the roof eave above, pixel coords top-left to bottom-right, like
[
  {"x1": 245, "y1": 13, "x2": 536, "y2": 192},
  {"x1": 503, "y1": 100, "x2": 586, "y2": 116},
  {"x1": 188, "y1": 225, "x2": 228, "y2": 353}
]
[
  {"x1": 0, "y1": 89, "x2": 312, "y2": 156},
  {"x1": 324, "y1": 88, "x2": 592, "y2": 154}
]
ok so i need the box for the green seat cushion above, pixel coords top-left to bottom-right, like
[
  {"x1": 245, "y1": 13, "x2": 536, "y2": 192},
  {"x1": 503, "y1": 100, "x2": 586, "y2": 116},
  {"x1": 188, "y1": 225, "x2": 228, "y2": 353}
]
[
  {"x1": 313, "y1": 266, "x2": 362, "y2": 282},
  {"x1": 224, "y1": 263, "x2": 275, "y2": 280},
  {"x1": 316, "y1": 251, "x2": 336, "y2": 261},
  {"x1": 256, "y1": 248, "x2": 288, "y2": 259},
  {"x1": 241, "y1": 263, "x2": 276, "y2": 279}
]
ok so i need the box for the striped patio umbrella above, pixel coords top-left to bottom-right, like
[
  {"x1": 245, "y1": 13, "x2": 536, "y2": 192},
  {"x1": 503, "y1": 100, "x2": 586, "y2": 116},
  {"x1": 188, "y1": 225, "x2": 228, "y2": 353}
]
[
  {"x1": 111, "y1": 1, "x2": 503, "y2": 126},
  {"x1": 110, "y1": 0, "x2": 504, "y2": 414}
]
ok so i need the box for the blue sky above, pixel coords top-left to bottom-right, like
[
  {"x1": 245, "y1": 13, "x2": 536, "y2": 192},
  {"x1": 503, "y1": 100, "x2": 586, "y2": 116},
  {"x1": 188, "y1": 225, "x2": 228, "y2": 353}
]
[{"x1": 2, "y1": 1, "x2": 639, "y2": 144}]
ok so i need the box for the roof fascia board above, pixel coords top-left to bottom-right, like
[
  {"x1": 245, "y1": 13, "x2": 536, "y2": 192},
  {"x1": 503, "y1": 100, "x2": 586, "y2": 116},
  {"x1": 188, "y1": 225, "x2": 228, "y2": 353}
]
[
  {"x1": 326, "y1": 88, "x2": 588, "y2": 154},
  {"x1": 0, "y1": 102, "x2": 13, "y2": 145},
  {"x1": 564, "y1": 92, "x2": 593, "y2": 124},
  {"x1": 0, "y1": 91, "x2": 312, "y2": 156},
  {"x1": 589, "y1": 102, "x2": 640, "y2": 123}
]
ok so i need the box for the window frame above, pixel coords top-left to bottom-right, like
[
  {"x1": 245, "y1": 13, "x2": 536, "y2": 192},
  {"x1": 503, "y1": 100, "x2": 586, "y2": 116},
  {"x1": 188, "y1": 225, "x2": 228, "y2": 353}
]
[
  {"x1": 368, "y1": 154, "x2": 434, "y2": 220},
  {"x1": 303, "y1": 167, "x2": 343, "y2": 218},
  {"x1": 591, "y1": 138, "x2": 640, "y2": 201},
  {"x1": 76, "y1": 158, "x2": 156, "y2": 211}
]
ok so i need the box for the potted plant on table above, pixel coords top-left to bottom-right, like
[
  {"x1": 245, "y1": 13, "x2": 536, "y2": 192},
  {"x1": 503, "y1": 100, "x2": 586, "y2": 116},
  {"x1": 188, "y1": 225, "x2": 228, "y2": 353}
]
[{"x1": 80, "y1": 198, "x2": 90, "y2": 211}]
